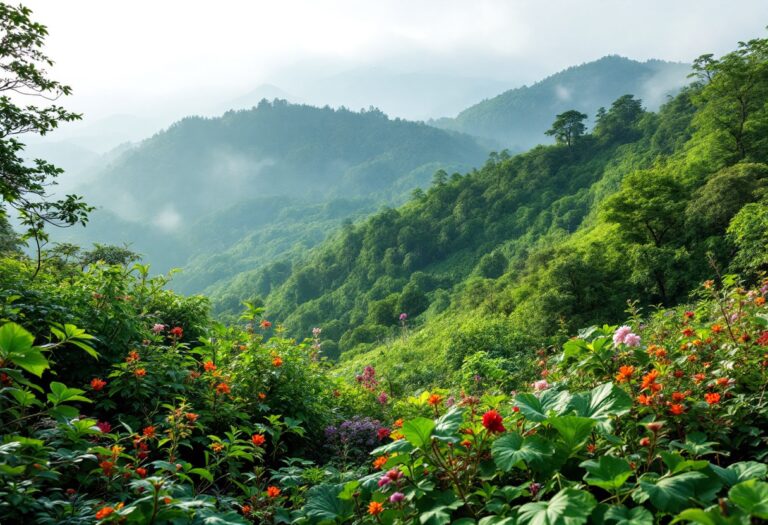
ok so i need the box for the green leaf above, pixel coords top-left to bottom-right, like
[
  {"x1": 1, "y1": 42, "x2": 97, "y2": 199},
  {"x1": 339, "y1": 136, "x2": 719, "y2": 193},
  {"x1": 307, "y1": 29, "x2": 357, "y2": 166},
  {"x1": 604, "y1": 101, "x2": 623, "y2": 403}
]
[
  {"x1": 492, "y1": 432, "x2": 554, "y2": 472},
  {"x1": 568, "y1": 383, "x2": 632, "y2": 431},
  {"x1": 402, "y1": 417, "x2": 436, "y2": 449},
  {"x1": 478, "y1": 517, "x2": 516, "y2": 525},
  {"x1": 729, "y1": 480, "x2": 768, "y2": 519},
  {"x1": 433, "y1": 406, "x2": 465, "y2": 442},
  {"x1": 604, "y1": 505, "x2": 653, "y2": 525},
  {"x1": 659, "y1": 451, "x2": 709, "y2": 474},
  {"x1": 47, "y1": 382, "x2": 91, "y2": 405},
  {"x1": 0, "y1": 323, "x2": 49, "y2": 377},
  {"x1": 636, "y1": 472, "x2": 707, "y2": 513},
  {"x1": 515, "y1": 389, "x2": 572, "y2": 422},
  {"x1": 189, "y1": 468, "x2": 213, "y2": 483},
  {"x1": 711, "y1": 461, "x2": 768, "y2": 487},
  {"x1": 518, "y1": 488, "x2": 596, "y2": 525},
  {"x1": 304, "y1": 484, "x2": 354, "y2": 524},
  {"x1": 548, "y1": 416, "x2": 595, "y2": 455},
  {"x1": 371, "y1": 439, "x2": 414, "y2": 456},
  {"x1": 671, "y1": 507, "x2": 745, "y2": 525},
  {"x1": 419, "y1": 492, "x2": 464, "y2": 525},
  {"x1": 581, "y1": 456, "x2": 633, "y2": 491},
  {"x1": 337, "y1": 481, "x2": 359, "y2": 501}
]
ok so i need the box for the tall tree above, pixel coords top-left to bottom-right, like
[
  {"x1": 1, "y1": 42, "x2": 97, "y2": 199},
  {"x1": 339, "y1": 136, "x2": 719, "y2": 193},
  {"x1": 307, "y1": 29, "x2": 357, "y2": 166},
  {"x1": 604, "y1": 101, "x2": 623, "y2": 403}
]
[
  {"x1": 0, "y1": 4, "x2": 91, "y2": 274},
  {"x1": 545, "y1": 110, "x2": 588, "y2": 147}
]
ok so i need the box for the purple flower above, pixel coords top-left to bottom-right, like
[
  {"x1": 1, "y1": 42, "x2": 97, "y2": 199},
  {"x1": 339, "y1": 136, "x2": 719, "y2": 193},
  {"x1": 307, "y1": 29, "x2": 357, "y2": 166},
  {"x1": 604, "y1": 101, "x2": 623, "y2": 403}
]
[
  {"x1": 377, "y1": 392, "x2": 389, "y2": 405},
  {"x1": 389, "y1": 492, "x2": 405, "y2": 503}
]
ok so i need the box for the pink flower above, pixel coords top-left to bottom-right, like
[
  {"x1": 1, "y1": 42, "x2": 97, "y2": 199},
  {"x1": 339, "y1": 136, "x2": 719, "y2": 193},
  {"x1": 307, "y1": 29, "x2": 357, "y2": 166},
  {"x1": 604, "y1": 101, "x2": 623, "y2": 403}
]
[
  {"x1": 613, "y1": 325, "x2": 632, "y2": 345},
  {"x1": 533, "y1": 379, "x2": 550, "y2": 392},
  {"x1": 152, "y1": 323, "x2": 165, "y2": 334},
  {"x1": 377, "y1": 392, "x2": 389, "y2": 405},
  {"x1": 389, "y1": 492, "x2": 405, "y2": 503},
  {"x1": 96, "y1": 421, "x2": 112, "y2": 433},
  {"x1": 378, "y1": 475, "x2": 391, "y2": 487},
  {"x1": 399, "y1": 313, "x2": 408, "y2": 321},
  {"x1": 624, "y1": 333, "x2": 641, "y2": 347}
]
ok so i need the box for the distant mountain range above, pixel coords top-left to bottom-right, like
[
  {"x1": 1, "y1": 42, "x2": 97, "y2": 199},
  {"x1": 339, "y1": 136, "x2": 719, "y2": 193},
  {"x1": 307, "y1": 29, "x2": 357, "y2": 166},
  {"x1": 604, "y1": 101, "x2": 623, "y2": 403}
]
[{"x1": 431, "y1": 55, "x2": 690, "y2": 149}]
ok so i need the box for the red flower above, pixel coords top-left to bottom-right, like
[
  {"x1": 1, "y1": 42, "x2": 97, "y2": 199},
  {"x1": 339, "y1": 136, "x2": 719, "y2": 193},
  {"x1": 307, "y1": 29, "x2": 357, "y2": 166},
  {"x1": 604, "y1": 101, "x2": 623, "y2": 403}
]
[
  {"x1": 100, "y1": 460, "x2": 115, "y2": 476},
  {"x1": 272, "y1": 356, "x2": 283, "y2": 367},
  {"x1": 758, "y1": 331, "x2": 768, "y2": 346},
  {"x1": 251, "y1": 433, "x2": 266, "y2": 446},
  {"x1": 134, "y1": 368, "x2": 146, "y2": 378},
  {"x1": 377, "y1": 428, "x2": 391, "y2": 441},
  {"x1": 90, "y1": 378, "x2": 107, "y2": 391},
  {"x1": 242, "y1": 504, "x2": 252, "y2": 515},
  {"x1": 705, "y1": 392, "x2": 721, "y2": 405},
  {"x1": 260, "y1": 320, "x2": 272, "y2": 329},
  {"x1": 266, "y1": 486, "x2": 281, "y2": 498},
  {"x1": 185, "y1": 413, "x2": 199, "y2": 422},
  {"x1": 136, "y1": 467, "x2": 148, "y2": 478},
  {"x1": 673, "y1": 369, "x2": 685, "y2": 378},
  {"x1": 215, "y1": 382, "x2": 231, "y2": 395},
  {"x1": 481, "y1": 409, "x2": 506, "y2": 433},
  {"x1": 693, "y1": 373, "x2": 706, "y2": 384},
  {"x1": 203, "y1": 361, "x2": 216, "y2": 372},
  {"x1": 684, "y1": 311, "x2": 695, "y2": 319},
  {"x1": 682, "y1": 327, "x2": 695, "y2": 338},
  {"x1": 142, "y1": 426, "x2": 156, "y2": 439},
  {"x1": 96, "y1": 421, "x2": 112, "y2": 433},
  {"x1": 671, "y1": 392, "x2": 686, "y2": 402},
  {"x1": 639, "y1": 437, "x2": 651, "y2": 447},
  {"x1": 170, "y1": 326, "x2": 183, "y2": 338}
]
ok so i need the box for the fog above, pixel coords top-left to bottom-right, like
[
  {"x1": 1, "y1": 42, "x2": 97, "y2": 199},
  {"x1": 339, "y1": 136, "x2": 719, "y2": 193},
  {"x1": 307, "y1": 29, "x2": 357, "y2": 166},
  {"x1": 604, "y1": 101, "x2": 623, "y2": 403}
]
[{"x1": 21, "y1": 1, "x2": 768, "y2": 145}]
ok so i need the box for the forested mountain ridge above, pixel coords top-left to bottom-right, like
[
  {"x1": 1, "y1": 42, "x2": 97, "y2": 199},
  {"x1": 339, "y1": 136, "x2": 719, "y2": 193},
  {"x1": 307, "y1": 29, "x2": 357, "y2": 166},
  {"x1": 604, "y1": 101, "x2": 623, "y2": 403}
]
[
  {"x1": 57, "y1": 101, "x2": 488, "y2": 279},
  {"x1": 248, "y1": 39, "x2": 768, "y2": 369},
  {"x1": 432, "y1": 55, "x2": 690, "y2": 149}
]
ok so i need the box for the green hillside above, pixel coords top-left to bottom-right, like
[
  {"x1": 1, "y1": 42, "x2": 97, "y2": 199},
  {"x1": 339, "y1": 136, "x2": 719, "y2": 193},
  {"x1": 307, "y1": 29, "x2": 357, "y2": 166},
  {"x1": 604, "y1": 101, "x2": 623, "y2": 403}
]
[
  {"x1": 58, "y1": 102, "x2": 488, "y2": 280},
  {"x1": 432, "y1": 55, "x2": 690, "y2": 149},
  {"x1": 252, "y1": 44, "x2": 768, "y2": 368}
]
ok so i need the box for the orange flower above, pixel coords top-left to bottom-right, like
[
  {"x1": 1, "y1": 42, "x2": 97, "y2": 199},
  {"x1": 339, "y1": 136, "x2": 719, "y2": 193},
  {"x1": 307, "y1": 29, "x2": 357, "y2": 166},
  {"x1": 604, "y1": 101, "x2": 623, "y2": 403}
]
[
  {"x1": 390, "y1": 431, "x2": 404, "y2": 441},
  {"x1": 716, "y1": 377, "x2": 730, "y2": 387},
  {"x1": 211, "y1": 442, "x2": 224, "y2": 453},
  {"x1": 705, "y1": 392, "x2": 721, "y2": 405},
  {"x1": 258, "y1": 392, "x2": 267, "y2": 400},
  {"x1": 127, "y1": 350, "x2": 140, "y2": 362},
  {"x1": 95, "y1": 506, "x2": 115, "y2": 520},
  {"x1": 393, "y1": 418, "x2": 403, "y2": 428},
  {"x1": 711, "y1": 324, "x2": 723, "y2": 334},
  {"x1": 272, "y1": 356, "x2": 283, "y2": 367},
  {"x1": 260, "y1": 320, "x2": 272, "y2": 329},
  {"x1": 185, "y1": 413, "x2": 199, "y2": 422},
  {"x1": 134, "y1": 368, "x2": 146, "y2": 378},
  {"x1": 461, "y1": 439, "x2": 472, "y2": 448},
  {"x1": 163, "y1": 496, "x2": 172, "y2": 504},
  {"x1": 215, "y1": 382, "x2": 231, "y2": 395},
  {"x1": 368, "y1": 501, "x2": 384, "y2": 516},
  {"x1": 693, "y1": 373, "x2": 706, "y2": 384},
  {"x1": 266, "y1": 486, "x2": 281, "y2": 498},
  {"x1": 669, "y1": 404, "x2": 685, "y2": 415},
  {"x1": 641, "y1": 370, "x2": 659, "y2": 391},
  {"x1": 615, "y1": 365, "x2": 635, "y2": 383},
  {"x1": 90, "y1": 378, "x2": 107, "y2": 391},
  {"x1": 427, "y1": 393, "x2": 443, "y2": 406},
  {"x1": 372, "y1": 455, "x2": 389, "y2": 470},
  {"x1": 636, "y1": 394, "x2": 653, "y2": 406},
  {"x1": 671, "y1": 392, "x2": 686, "y2": 402},
  {"x1": 242, "y1": 504, "x2": 252, "y2": 514},
  {"x1": 756, "y1": 297, "x2": 766, "y2": 306},
  {"x1": 142, "y1": 426, "x2": 156, "y2": 439},
  {"x1": 251, "y1": 433, "x2": 266, "y2": 446},
  {"x1": 203, "y1": 360, "x2": 216, "y2": 372}
]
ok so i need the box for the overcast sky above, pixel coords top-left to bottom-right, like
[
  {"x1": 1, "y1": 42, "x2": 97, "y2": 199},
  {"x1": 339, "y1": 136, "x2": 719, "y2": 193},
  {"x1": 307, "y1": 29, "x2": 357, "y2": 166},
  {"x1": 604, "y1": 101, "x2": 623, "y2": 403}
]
[{"x1": 22, "y1": 0, "x2": 768, "y2": 132}]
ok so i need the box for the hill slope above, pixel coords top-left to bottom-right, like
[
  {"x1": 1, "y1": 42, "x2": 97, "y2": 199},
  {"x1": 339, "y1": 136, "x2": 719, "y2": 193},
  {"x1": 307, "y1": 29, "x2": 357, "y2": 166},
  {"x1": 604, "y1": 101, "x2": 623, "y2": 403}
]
[
  {"x1": 432, "y1": 55, "x2": 690, "y2": 149},
  {"x1": 57, "y1": 101, "x2": 488, "y2": 281}
]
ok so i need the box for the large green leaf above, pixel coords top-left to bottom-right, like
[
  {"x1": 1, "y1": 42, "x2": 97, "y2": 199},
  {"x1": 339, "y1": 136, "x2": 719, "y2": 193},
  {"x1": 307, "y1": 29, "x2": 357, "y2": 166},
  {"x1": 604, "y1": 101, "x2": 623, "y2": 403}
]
[
  {"x1": 568, "y1": 383, "x2": 631, "y2": 431},
  {"x1": 671, "y1": 507, "x2": 745, "y2": 525},
  {"x1": 636, "y1": 472, "x2": 707, "y2": 514},
  {"x1": 729, "y1": 480, "x2": 768, "y2": 519},
  {"x1": 0, "y1": 323, "x2": 49, "y2": 377},
  {"x1": 581, "y1": 456, "x2": 633, "y2": 491},
  {"x1": 603, "y1": 505, "x2": 653, "y2": 525},
  {"x1": 303, "y1": 484, "x2": 354, "y2": 524},
  {"x1": 418, "y1": 491, "x2": 464, "y2": 525},
  {"x1": 492, "y1": 432, "x2": 554, "y2": 472},
  {"x1": 433, "y1": 406, "x2": 465, "y2": 443},
  {"x1": 518, "y1": 488, "x2": 596, "y2": 525},
  {"x1": 548, "y1": 416, "x2": 595, "y2": 455},
  {"x1": 371, "y1": 439, "x2": 414, "y2": 456},
  {"x1": 47, "y1": 382, "x2": 91, "y2": 405},
  {"x1": 402, "y1": 417, "x2": 436, "y2": 449},
  {"x1": 711, "y1": 462, "x2": 768, "y2": 487},
  {"x1": 515, "y1": 389, "x2": 572, "y2": 422}
]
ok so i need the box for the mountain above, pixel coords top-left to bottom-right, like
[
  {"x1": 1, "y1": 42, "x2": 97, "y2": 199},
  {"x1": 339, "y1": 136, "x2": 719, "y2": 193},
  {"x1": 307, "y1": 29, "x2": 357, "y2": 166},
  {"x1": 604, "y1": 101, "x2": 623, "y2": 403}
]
[
  {"x1": 432, "y1": 55, "x2": 691, "y2": 150},
  {"x1": 247, "y1": 46, "x2": 768, "y2": 370},
  {"x1": 55, "y1": 101, "x2": 488, "y2": 284}
]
